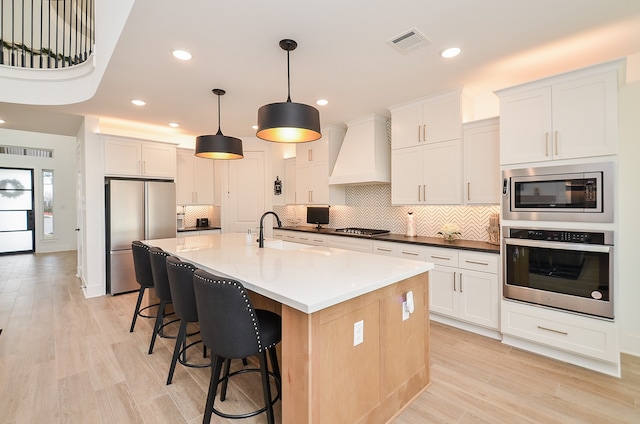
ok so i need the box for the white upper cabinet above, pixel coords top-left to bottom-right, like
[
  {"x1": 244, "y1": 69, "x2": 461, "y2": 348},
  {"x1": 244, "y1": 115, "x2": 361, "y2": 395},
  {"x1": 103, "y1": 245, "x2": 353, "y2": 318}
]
[
  {"x1": 463, "y1": 118, "x2": 500, "y2": 204},
  {"x1": 392, "y1": 139, "x2": 462, "y2": 205},
  {"x1": 295, "y1": 125, "x2": 346, "y2": 205},
  {"x1": 176, "y1": 148, "x2": 215, "y2": 205},
  {"x1": 497, "y1": 60, "x2": 620, "y2": 165},
  {"x1": 103, "y1": 136, "x2": 176, "y2": 179},
  {"x1": 389, "y1": 89, "x2": 462, "y2": 150},
  {"x1": 390, "y1": 90, "x2": 464, "y2": 205}
]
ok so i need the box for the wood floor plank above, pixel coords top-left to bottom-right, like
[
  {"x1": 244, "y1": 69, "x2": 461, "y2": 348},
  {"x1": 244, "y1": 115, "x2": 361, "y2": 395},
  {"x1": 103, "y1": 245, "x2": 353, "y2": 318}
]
[{"x1": 58, "y1": 371, "x2": 102, "y2": 423}]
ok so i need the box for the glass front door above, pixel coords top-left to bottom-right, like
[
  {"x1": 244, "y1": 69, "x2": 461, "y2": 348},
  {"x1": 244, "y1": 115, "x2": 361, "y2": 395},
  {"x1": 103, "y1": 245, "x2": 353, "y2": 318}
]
[{"x1": 0, "y1": 168, "x2": 35, "y2": 254}]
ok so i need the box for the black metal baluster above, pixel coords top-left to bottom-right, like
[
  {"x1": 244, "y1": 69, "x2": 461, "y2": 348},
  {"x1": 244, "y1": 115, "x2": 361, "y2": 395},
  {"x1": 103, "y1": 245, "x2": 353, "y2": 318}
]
[
  {"x1": 30, "y1": 0, "x2": 34, "y2": 68},
  {"x1": 83, "y1": 0, "x2": 87, "y2": 61},
  {"x1": 74, "y1": 0, "x2": 78, "y2": 64},
  {"x1": 89, "y1": 0, "x2": 93, "y2": 56},
  {"x1": 21, "y1": 0, "x2": 25, "y2": 67},
  {"x1": 11, "y1": 0, "x2": 15, "y2": 66},
  {"x1": 39, "y1": 0, "x2": 43, "y2": 67},
  {"x1": 46, "y1": 0, "x2": 50, "y2": 67},
  {"x1": 1, "y1": 0, "x2": 4, "y2": 65},
  {"x1": 61, "y1": 0, "x2": 65, "y2": 67},
  {"x1": 54, "y1": 0, "x2": 58, "y2": 67}
]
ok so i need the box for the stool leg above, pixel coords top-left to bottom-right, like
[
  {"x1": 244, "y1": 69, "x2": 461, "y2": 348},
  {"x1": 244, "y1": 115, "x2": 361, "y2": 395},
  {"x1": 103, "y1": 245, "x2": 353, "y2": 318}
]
[
  {"x1": 268, "y1": 346, "x2": 281, "y2": 390},
  {"x1": 259, "y1": 351, "x2": 275, "y2": 424},
  {"x1": 148, "y1": 299, "x2": 166, "y2": 354},
  {"x1": 129, "y1": 287, "x2": 145, "y2": 332},
  {"x1": 167, "y1": 320, "x2": 187, "y2": 385},
  {"x1": 203, "y1": 355, "x2": 224, "y2": 424},
  {"x1": 220, "y1": 358, "x2": 232, "y2": 401}
]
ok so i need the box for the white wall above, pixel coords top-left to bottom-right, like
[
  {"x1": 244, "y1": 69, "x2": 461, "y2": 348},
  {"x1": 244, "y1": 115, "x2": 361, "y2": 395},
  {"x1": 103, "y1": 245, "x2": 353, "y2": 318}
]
[
  {"x1": 617, "y1": 77, "x2": 640, "y2": 356},
  {"x1": 0, "y1": 127, "x2": 77, "y2": 252}
]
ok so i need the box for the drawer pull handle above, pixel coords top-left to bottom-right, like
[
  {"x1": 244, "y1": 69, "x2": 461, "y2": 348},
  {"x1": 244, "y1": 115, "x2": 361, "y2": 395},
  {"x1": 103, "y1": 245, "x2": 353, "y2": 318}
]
[
  {"x1": 402, "y1": 251, "x2": 419, "y2": 256},
  {"x1": 465, "y1": 260, "x2": 489, "y2": 266},
  {"x1": 453, "y1": 272, "x2": 456, "y2": 291},
  {"x1": 377, "y1": 248, "x2": 392, "y2": 252},
  {"x1": 430, "y1": 255, "x2": 451, "y2": 260},
  {"x1": 537, "y1": 326, "x2": 568, "y2": 335}
]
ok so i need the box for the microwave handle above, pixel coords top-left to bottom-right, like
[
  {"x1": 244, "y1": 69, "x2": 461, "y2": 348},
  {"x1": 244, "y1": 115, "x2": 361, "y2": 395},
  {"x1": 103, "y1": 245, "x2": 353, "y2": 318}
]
[{"x1": 502, "y1": 178, "x2": 509, "y2": 196}]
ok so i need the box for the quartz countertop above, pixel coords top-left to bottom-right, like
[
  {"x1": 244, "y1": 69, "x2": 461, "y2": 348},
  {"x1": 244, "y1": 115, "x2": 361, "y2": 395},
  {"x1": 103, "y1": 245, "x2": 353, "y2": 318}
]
[
  {"x1": 278, "y1": 226, "x2": 500, "y2": 254},
  {"x1": 146, "y1": 233, "x2": 432, "y2": 314}
]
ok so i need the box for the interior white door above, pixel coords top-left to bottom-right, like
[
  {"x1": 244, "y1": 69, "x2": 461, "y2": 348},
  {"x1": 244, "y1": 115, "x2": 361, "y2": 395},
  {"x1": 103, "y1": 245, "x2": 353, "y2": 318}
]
[{"x1": 225, "y1": 151, "x2": 265, "y2": 233}]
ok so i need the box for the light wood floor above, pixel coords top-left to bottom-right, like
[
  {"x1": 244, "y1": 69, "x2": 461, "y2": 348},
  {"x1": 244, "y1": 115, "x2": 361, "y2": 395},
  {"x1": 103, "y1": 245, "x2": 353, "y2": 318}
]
[{"x1": 0, "y1": 251, "x2": 638, "y2": 423}]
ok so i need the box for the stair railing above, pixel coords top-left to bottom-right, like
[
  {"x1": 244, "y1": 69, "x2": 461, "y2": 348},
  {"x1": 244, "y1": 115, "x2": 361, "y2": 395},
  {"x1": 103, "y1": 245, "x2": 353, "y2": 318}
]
[{"x1": 1, "y1": 0, "x2": 94, "y2": 69}]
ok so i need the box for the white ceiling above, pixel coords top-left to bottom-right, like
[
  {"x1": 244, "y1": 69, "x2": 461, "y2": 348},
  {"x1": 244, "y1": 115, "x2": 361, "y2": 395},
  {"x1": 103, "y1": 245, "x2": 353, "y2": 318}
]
[{"x1": 2, "y1": 0, "x2": 640, "y2": 139}]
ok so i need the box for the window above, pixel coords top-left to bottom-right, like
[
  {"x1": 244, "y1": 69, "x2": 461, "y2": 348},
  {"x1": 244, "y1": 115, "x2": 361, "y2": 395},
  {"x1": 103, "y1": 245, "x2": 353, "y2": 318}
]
[{"x1": 43, "y1": 170, "x2": 54, "y2": 238}]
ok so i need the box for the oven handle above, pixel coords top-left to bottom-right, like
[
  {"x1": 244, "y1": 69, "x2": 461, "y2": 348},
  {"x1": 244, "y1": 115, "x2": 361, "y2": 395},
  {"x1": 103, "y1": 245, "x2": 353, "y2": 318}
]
[{"x1": 504, "y1": 238, "x2": 612, "y2": 253}]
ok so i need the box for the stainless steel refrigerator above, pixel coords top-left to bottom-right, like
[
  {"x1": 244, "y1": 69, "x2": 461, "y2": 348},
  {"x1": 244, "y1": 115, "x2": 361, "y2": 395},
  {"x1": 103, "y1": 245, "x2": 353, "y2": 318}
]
[{"x1": 106, "y1": 179, "x2": 176, "y2": 294}]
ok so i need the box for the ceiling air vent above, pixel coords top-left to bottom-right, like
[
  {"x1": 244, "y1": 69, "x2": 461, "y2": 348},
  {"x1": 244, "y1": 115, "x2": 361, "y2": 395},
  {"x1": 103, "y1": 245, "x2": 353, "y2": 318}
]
[{"x1": 388, "y1": 28, "x2": 430, "y2": 52}]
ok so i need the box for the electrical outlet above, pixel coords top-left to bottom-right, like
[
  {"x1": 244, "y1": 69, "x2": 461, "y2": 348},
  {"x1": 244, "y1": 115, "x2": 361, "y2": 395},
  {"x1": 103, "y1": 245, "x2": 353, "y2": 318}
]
[
  {"x1": 354, "y1": 320, "x2": 364, "y2": 346},
  {"x1": 402, "y1": 301, "x2": 410, "y2": 321}
]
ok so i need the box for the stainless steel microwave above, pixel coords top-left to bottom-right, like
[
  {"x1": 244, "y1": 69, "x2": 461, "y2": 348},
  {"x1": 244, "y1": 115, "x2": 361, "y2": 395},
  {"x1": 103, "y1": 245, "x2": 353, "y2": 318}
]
[{"x1": 502, "y1": 162, "x2": 614, "y2": 223}]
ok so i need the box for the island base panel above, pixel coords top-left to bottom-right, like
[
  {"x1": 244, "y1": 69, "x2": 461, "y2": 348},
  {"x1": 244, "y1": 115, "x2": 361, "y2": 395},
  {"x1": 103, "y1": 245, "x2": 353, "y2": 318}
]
[{"x1": 281, "y1": 272, "x2": 430, "y2": 423}]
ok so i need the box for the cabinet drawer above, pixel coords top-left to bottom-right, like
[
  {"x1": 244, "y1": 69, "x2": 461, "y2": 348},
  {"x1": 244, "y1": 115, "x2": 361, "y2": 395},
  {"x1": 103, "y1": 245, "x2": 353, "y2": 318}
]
[
  {"x1": 372, "y1": 241, "x2": 398, "y2": 256},
  {"x1": 328, "y1": 236, "x2": 373, "y2": 253},
  {"x1": 458, "y1": 251, "x2": 498, "y2": 273},
  {"x1": 502, "y1": 302, "x2": 618, "y2": 362},
  {"x1": 397, "y1": 245, "x2": 427, "y2": 261},
  {"x1": 423, "y1": 247, "x2": 458, "y2": 267},
  {"x1": 297, "y1": 234, "x2": 327, "y2": 246}
]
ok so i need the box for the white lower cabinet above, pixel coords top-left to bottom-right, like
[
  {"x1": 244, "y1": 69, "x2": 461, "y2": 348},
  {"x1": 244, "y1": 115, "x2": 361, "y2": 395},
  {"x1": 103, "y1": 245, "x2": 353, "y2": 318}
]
[
  {"x1": 427, "y1": 248, "x2": 499, "y2": 330},
  {"x1": 501, "y1": 300, "x2": 619, "y2": 365},
  {"x1": 327, "y1": 236, "x2": 372, "y2": 253},
  {"x1": 273, "y1": 229, "x2": 327, "y2": 246},
  {"x1": 372, "y1": 241, "x2": 398, "y2": 256},
  {"x1": 177, "y1": 229, "x2": 221, "y2": 238}
]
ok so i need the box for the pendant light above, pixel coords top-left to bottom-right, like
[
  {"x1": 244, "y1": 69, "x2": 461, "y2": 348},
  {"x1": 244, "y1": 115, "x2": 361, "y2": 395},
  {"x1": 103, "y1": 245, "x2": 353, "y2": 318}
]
[
  {"x1": 256, "y1": 39, "x2": 322, "y2": 143},
  {"x1": 195, "y1": 89, "x2": 244, "y2": 159}
]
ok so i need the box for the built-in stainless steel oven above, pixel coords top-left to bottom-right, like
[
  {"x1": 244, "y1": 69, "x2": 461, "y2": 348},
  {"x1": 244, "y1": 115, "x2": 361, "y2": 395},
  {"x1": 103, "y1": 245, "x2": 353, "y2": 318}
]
[
  {"x1": 503, "y1": 227, "x2": 614, "y2": 319},
  {"x1": 502, "y1": 162, "x2": 613, "y2": 222}
]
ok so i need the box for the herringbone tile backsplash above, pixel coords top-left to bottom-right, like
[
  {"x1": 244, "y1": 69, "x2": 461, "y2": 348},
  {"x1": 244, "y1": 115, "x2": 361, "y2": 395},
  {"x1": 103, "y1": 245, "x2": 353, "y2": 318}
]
[{"x1": 274, "y1": 184, "x2": 500, "y2": 242}]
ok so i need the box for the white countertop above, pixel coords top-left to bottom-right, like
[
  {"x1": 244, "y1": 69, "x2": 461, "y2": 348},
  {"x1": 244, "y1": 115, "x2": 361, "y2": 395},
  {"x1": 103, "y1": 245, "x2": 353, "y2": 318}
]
[{"x1": 146, "y1": 233, "x2": 433, "y2": 314}]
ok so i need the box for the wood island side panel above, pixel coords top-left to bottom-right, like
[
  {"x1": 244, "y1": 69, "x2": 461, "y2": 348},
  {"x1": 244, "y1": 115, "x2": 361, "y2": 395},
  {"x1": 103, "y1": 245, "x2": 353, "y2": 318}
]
[{"x1": 280, "y1": 272, "x2": 430, "y2": 423}]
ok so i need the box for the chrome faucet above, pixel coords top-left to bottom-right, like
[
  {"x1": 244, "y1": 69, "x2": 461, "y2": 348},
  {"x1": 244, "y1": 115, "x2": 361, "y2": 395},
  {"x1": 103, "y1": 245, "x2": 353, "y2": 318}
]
[{"x1": 258, "y1": 211, "x2": 282, "y2": 248}]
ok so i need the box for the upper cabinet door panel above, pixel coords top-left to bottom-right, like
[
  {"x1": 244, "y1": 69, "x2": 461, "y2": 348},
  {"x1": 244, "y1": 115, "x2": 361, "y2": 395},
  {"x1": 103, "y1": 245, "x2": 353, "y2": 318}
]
[
  {"x1": 499, "y1": 87, "x2": 552, "y2": 165},
  {"x1": 552, "y1": 72, "x2": 617, "y2": 159},
  {"x1": 423, "y1": 94, "x2": 461, "y2": 144},
  {"x1": 391, "y1": 106, "x2": 423, "y2": 150}
]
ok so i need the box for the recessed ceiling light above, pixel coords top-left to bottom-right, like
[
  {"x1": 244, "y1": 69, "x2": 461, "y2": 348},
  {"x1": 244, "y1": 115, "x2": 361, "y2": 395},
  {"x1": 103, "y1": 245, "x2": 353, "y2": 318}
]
[
  {"x1": 316, "y1": 99, "x2": 328, "y2": 106},
  {"x1": 0, "y1": 119, "x2": 5, "y2": 124},
  {"x1": 251, "y1": 125, "x2": 258, "y2": 130},
  {"x1": 172, "y1": 49, "x2": 192, "y2": 61},
  {"x1": 169, "y1": 122, "x2": 180, "y2": 128},
  {"x1": 441, "y1": 47, "x2": 461, "y2": 58},
  {"x1": 131, "y1": 99, "x2": 146, "y2": 106}
]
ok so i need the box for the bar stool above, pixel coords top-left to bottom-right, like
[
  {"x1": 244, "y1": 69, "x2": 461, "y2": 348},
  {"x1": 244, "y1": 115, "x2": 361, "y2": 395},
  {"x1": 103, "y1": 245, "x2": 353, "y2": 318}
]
[
  {"x1": 130, "y1": 241, "x2": 159, "y2": 333},
  {"x1": 193, "y1": 269, "x2": 281, "y2": 424},
  {"x1": 165, "y1": 255, "x2": 210, "y2": 385},
  {"x1": 148, "y1": 247, "x2": 179, "y2": 354}
]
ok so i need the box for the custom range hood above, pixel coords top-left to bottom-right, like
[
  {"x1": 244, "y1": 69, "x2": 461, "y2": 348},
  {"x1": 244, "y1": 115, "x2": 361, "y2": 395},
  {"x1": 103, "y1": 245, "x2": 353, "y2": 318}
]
[{"x1": 329, "y1": 114, "x2": 390, "y2": 185}]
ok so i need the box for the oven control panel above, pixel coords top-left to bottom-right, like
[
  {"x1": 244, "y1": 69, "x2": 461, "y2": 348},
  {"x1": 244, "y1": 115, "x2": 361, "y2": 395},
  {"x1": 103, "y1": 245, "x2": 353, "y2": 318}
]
[{"x1": 508, "y1": 228, "x2": 606, "y2": 245}]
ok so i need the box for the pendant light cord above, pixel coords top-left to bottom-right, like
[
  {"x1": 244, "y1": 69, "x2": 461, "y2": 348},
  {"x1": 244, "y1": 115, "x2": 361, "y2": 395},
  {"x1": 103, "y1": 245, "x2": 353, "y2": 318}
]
[
  {"x1": 216, "y1": 92, "x2": 222, "y2": 135},
  {"x1": 286, "y1": 49, "x2": 292, "y2": 102}
]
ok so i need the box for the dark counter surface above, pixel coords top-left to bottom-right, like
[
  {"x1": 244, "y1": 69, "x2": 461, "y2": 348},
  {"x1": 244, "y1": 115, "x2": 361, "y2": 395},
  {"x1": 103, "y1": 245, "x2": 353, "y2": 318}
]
[
  {"x1": 277, "y1": 226, "x2": 500, "y2": 254},
  {"x1": 177, "y1": 226, "x2": 221, "y2": 232}
]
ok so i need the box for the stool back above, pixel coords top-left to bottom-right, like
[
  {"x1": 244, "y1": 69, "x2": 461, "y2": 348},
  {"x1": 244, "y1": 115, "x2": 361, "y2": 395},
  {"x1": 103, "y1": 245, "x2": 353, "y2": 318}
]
[
  {"x1": 166, "y1": 255, "x2": 199, "y2": 322},
  {"x1": 149, "y1": 247, "x2": 172, "y2": 301},
  {"x1": 193, "y1": 269, "x2": 266, "y2": 359},
  {"x1": 131, "y1": 241, "x2": 153, "y2": 288}
]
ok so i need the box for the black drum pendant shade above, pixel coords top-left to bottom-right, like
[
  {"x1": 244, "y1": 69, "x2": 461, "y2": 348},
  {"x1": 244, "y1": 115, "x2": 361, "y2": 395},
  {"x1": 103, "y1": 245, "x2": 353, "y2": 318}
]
[
  {"x1": 256, "y1": 39, "x2": 322, "y2": 143},
  {"x1": 195, "y1": 89, "x2": 243, "y2": 159}
]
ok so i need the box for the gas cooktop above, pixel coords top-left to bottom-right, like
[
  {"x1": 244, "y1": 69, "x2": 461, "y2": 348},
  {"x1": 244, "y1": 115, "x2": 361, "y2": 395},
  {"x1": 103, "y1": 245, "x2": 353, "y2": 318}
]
[{"x1": 334, "y1": 227, "x2": 390, "y2": 236}]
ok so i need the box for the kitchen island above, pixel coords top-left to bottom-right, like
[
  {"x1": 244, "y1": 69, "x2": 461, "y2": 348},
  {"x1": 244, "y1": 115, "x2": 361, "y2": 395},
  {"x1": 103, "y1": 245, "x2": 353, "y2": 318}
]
[{"x1": 147, "y1": 233, "x2": 433, "y2": 423}]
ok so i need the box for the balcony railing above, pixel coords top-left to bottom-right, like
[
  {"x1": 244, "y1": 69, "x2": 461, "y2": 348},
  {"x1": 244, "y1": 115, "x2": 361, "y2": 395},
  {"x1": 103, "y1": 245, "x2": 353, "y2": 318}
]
[{"x1": 1, "y1": 0, "x2": 94, "y2": 69}]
